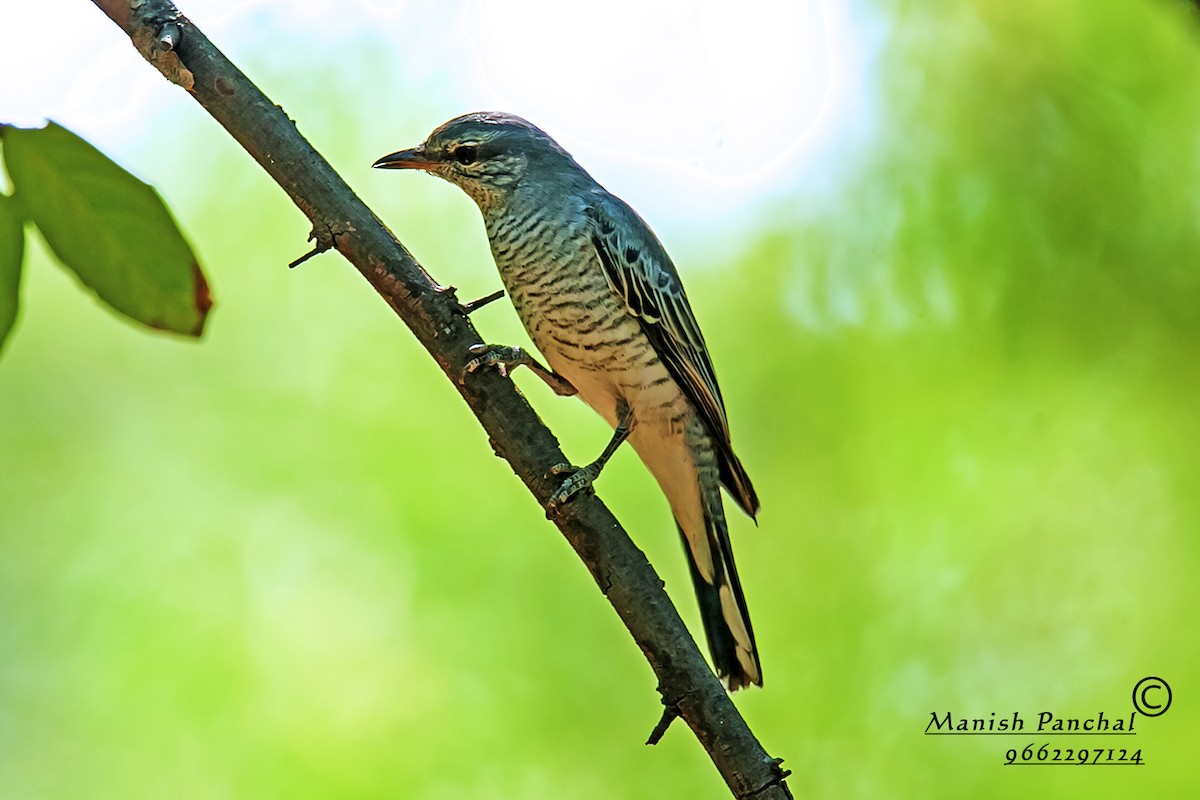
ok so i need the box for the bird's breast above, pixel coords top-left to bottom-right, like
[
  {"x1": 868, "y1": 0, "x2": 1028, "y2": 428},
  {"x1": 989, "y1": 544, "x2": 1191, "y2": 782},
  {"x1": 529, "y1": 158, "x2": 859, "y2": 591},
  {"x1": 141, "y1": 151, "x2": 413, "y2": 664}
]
[{"x1": 485, "y1": 210, "x2": 687, "y2": 433}]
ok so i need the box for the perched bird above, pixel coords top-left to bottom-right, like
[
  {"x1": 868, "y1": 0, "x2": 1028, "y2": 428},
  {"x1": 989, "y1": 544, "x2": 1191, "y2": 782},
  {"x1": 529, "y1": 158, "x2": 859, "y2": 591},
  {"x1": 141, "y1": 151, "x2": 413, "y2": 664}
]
[{"x1": 374, "y1": 113, "x2": 762, "y2": 690}]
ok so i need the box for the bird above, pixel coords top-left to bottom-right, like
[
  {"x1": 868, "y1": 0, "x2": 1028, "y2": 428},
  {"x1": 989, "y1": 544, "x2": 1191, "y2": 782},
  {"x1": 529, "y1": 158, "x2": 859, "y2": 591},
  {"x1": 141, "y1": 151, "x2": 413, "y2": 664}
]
[{"x1": 373, "y1": 113, "x2": 762, "y2": 690}]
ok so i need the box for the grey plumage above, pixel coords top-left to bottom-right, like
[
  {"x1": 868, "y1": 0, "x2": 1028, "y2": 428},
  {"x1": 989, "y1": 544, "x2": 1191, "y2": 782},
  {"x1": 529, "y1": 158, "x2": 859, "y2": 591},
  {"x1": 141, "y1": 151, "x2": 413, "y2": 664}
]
[{"x1": 374, "y1": 113, "x2": 761, "y2": 690}]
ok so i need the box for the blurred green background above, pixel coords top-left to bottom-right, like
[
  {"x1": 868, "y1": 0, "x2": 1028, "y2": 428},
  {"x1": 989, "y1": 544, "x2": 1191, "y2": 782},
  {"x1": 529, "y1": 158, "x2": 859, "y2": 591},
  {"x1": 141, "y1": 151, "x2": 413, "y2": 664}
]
[{"x1": 2, "y1": 0, "x2": 1198, "y2": 797}]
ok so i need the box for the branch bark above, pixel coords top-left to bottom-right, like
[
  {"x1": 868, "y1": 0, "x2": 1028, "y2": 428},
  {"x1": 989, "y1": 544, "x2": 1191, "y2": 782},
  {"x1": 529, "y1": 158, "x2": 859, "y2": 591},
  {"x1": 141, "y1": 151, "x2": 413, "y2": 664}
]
[{"x1": 88, "y1": 2, "x2": 793, "y2": 797}]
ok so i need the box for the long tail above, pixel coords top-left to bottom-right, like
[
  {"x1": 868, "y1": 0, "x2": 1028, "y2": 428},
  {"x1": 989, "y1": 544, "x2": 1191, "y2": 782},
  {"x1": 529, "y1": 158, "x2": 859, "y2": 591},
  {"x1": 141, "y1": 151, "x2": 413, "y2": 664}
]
[{"x1": 676, "y1": 483, "x2": 761, "y2": 691}]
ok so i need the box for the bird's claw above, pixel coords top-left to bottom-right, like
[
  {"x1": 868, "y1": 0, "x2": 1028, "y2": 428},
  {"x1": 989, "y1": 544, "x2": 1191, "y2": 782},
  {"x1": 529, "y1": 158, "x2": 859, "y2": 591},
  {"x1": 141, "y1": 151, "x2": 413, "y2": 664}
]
[
  {"x1": 546, "y1": 462, "x2": 597, "y2": 514},
  {"x1": 463, "y1": 344, "x2": 525, "y2": 380}
]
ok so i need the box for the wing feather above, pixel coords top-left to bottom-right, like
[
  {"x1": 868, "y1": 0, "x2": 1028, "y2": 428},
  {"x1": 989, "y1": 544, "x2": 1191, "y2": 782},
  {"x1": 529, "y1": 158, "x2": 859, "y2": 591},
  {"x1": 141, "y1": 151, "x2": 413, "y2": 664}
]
[{"x1": 587, "y1": 197, "x2": 758, "y2": 518}]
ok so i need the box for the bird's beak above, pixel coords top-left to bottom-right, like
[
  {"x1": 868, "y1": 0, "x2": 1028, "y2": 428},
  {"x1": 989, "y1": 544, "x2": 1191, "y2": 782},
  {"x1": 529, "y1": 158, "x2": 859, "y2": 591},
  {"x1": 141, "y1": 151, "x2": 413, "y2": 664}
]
[{"x1": 372, "y1": 146, "x2": 439, "y2": 171}]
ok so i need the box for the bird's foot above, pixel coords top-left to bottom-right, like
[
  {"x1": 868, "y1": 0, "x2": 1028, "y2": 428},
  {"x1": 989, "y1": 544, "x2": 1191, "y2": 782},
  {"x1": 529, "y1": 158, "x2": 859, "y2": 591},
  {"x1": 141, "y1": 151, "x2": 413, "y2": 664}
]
[
  {"x1": 462, "y1": 344, "x2": 577, "y2": 396},
  {"x1": 462, "y1": 344, "x2": 529, "y2": 380},
  {"x1": 546, "y1": 462, "x2": 600, "y2": 514}
]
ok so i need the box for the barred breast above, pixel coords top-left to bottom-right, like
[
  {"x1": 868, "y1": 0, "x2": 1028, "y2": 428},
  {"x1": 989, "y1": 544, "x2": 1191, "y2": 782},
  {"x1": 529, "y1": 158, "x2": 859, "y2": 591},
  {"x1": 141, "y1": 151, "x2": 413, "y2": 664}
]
[
  {"x1": 484, "y1": 204, "x2": 686, "y2": 436},
  {"x1": 484, "y1": 202, "x2": 709, "y2": 552}
]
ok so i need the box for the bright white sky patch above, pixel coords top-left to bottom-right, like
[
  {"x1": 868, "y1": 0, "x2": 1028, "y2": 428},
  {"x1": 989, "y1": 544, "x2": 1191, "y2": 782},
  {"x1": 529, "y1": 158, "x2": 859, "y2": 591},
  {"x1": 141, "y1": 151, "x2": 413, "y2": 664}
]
[
  {"x1": 0, "y1": 0, "x2": 871, "y2": 230},
  {"x1": 467, "y1": 1, "x2": 830, "y2": 174},
  {"x1": 461, "y1": 0, "x2": 870, "y2": 223}
]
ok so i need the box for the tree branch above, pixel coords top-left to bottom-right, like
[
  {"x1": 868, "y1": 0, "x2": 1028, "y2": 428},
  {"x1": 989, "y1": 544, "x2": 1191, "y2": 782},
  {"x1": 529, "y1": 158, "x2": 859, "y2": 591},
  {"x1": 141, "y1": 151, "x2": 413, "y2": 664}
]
[{"x1": 88, "y1": 2, "x2": 792, "y2": 797}]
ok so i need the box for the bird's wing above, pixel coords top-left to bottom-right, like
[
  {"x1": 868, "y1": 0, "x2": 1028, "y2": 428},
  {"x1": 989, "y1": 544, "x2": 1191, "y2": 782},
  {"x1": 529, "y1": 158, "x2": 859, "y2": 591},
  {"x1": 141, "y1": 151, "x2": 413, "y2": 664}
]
[{"x1": 586, "y1": 194, "x2": 758, "y2": 518}]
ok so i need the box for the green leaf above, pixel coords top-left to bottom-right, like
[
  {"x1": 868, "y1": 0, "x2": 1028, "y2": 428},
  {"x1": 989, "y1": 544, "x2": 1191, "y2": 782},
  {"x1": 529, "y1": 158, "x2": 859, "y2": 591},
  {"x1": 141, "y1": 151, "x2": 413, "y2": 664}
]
[
  {"x1": 0, "y1": 192, "x2": 24, "y2": 353},
  {"x1": 2, "y1": 122, "x2": 212, "y2": 336}
]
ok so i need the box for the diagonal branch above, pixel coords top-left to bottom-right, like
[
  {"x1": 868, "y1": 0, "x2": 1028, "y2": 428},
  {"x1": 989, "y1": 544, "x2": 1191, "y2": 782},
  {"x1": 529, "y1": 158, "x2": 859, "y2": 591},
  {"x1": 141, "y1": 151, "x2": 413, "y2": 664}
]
[{"x1": 88, "y1": 1, "x2": 792, "y2": 797}]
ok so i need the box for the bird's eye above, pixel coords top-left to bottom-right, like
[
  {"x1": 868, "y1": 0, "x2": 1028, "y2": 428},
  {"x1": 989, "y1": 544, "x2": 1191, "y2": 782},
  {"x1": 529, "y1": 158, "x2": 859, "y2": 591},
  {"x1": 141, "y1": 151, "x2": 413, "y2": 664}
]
[{"x1": 452, "y1": 145, "x2": 478, "y2": 165}]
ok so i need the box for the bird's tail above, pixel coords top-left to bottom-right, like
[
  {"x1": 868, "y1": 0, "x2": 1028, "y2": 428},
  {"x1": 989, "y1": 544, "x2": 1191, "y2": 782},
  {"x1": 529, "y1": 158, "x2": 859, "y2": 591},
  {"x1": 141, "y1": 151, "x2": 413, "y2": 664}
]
[{"x1": 676, "y1": 486, "x2": 761, "y2": 691}]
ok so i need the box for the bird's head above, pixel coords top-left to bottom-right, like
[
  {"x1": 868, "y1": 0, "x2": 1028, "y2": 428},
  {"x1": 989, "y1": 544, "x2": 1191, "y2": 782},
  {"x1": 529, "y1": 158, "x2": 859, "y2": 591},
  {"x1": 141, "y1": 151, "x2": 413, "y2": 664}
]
[{"x1": 373, "y1": 112, "x2": 583, "y2": 209}]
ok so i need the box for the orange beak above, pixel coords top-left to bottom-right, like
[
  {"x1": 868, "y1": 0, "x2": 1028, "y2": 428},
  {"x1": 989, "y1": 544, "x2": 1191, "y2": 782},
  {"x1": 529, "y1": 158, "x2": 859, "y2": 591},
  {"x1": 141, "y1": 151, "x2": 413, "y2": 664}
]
[{"x1": 372, "y1": 147, "x2": 439, "y2": 170}]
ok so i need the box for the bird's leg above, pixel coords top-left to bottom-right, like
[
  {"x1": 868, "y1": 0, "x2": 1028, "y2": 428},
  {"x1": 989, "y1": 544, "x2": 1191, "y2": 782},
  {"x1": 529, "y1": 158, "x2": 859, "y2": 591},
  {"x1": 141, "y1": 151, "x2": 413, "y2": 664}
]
[
  {"x1": 547, "y1": 401, "x2": 634, "y2": 513},
  {"x1": 463, "y1": 344, "x2": 577, "y2": 396}
]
